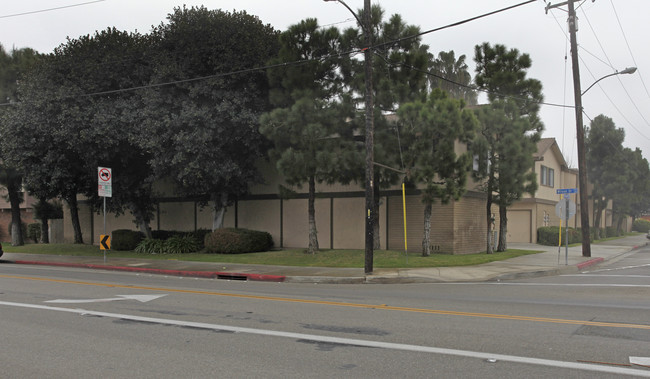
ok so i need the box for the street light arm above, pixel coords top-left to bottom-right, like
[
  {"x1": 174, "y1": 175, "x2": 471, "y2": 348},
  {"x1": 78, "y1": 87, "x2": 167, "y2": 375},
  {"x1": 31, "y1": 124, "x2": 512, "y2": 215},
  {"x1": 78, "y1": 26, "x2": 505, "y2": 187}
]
[
  {"x1": 323, "y1": 0, "x2": 363, "y2": 29},
  {"x1": 581, "y1": 67, "x2": 637, "y2": 96}
]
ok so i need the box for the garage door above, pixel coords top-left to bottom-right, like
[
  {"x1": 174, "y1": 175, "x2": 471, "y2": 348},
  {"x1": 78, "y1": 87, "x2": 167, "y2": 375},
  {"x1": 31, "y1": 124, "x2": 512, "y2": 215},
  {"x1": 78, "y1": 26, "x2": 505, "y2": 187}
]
[{"x1": 506, "y1": 210, "x2": 532, "y2": 243}]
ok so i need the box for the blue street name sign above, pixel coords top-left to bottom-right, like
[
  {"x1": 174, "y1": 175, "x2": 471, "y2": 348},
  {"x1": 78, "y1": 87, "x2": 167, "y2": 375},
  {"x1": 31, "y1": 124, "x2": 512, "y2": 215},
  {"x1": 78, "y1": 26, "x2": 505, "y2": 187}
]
[{"x1": 556, "y1": 188, "x2": 577, "y2": 194}]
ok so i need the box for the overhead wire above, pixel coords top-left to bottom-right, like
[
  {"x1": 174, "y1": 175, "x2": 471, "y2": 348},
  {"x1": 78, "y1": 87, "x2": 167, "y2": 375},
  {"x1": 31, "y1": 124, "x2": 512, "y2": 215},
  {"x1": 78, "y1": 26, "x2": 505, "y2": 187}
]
[
  {"x1": 578, "y1": 6, "x2": 650, "y2": 139},
  {"x1": 0, "y1": 0, "x2": 106, "y2": 19},
  {"x1": 579, "y1": 54, "x2": 649, "y2": 140},
  {"x1": 610, "y1": 0, "x2": 650, "y2": 100},
  {"x1": 547, "y1": 2, "x2": 650, "y2": 144},
  {"x1": 0, "y1": 0, "x2": 542, "y2": 108}
]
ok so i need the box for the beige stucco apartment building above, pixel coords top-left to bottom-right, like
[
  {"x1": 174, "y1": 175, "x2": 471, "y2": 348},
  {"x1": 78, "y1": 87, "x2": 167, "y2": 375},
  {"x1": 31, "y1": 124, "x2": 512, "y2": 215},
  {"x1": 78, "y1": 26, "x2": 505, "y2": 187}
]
[{"x1": 59, "y1": 137, "x2": 616, "y2": 254}]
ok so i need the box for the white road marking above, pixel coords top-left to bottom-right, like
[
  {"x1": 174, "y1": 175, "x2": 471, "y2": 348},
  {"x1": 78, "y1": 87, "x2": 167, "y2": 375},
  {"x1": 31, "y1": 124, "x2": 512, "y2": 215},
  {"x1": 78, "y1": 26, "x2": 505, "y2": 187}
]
[
  {"x1": 1, "y1": 300, "x2": 649, "y2": 377},
  {"x1": 562, "y1": 274, "x2": 650, "y2": 278},
  {"x1": 456, "y1": 283, "x2": 650, "y2": 287},
  {"x1": 585, "y1": 264, "x2": 650, "y2": 273},
  {"x1": 630, "y1": 357, "x2": 650, "y2": 366},
  {"x1": 45, "y1": 294, "x2": 166, "y2": 304}
]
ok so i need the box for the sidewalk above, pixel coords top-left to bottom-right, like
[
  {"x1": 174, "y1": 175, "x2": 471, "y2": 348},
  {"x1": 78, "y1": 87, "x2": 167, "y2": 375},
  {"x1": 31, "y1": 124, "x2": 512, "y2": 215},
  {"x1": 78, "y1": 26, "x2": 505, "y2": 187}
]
[{"x1": 2, "y1": 234, "x2": 647, "y2": 284}]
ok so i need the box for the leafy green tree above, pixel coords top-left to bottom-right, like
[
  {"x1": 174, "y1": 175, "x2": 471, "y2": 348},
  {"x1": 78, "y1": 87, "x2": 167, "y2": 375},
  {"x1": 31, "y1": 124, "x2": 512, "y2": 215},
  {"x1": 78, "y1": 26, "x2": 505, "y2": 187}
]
[
  {"x1": 0, "y1": 45, "x2": 40, "y2": 246},
  {"x1": 143, "y1": 6, "x2": 279, "y2": 230},
  {"x1": 429, "y1": 50, "x2": 477, "y2": 105},
  {"x1": 623, "y1": 148, "x2": 650, "y2": 225},
  {"x1": 1, "y1": 29, "x2": 156, "y2": 243},
  {"x1": 586, "y1": 114, "x2": 626, "y2": 238},
  {"x1": 261, "y1": 19, "x2": 357, "y2": 254},
  {"x1": 474, "y1": 42, "x2": 543, "y2": 252},
  {"x1": 609, "y1": 147, "x2": 649, "y2": 233},
  {"x1": 398, "y1": 89, "x2": 477, "y2": 256},
  {"x1": 32, "y1": 198, "x2": 63, "y2": 243}
]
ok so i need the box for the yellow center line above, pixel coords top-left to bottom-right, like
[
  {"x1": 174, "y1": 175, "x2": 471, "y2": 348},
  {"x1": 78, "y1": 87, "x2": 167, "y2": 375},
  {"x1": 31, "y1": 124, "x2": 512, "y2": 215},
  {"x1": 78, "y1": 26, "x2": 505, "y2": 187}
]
[{"x1": 3, "y1": 274, "x2": 649, "y2": 331}]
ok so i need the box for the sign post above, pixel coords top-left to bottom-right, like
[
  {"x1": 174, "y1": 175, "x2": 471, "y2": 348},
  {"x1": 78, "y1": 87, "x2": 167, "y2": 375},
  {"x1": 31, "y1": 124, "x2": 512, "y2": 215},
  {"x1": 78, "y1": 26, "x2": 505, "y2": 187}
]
[
  {"x1": 555, "y1": 189, "x2": 577, "y2": 265},
  {"x1": 98, "y1": 167, "x2": 112, "y2": 263}
]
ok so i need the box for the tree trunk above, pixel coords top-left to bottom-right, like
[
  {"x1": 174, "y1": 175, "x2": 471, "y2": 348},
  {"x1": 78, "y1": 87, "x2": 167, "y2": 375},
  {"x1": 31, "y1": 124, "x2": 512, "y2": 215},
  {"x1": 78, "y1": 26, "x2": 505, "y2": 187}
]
[
  {"x1": 129, "y1": 203, "x2": 152, "y2": 239},
  {"x1": 422, "y1": 203, "x2": 432, "y2": 257},
  {"x1": 308, "y1": 175, "x2": 319, "y2": 254},
  {"x1": 615, "y1": 214, "x2": 624, "y2": 235},
  {"x1": 593, "y1": 198, "x2": 605, "y2": 240},
  {"x1": 497, "y1": 204, "x2": 508, "y2": 252},
  {"x1": 40, "y1": 218, "x2": 49, "y2": 244},
  {"x1": 211, "y1": 191, "x2": 228, "y2": 231},
  {"x1": 486, "y1": 190, "x2": 494, "y2": 254},
  {"x1": 373, "y1": 179, "x2": 381, "y2": 250},
  {"x1": 7, "y1": 180, "x2": 24, "y2": 246},
  {"x1": 65, "y1": 195, "x2": 84, "y2": 244}
]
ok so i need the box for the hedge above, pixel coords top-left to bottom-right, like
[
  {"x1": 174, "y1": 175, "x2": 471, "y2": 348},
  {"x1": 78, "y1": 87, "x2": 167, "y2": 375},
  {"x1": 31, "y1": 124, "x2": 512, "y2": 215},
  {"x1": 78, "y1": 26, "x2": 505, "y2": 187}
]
[
  {"x1": 111, "y1": 229, "x2": 145, "y2": 251},
  {"x1": 632, "y1": 219, "x2": 650, "y2": 233},
  {"x1": 27, "y1": 223, "x2": 41, "y2": 243},
  {"x1": 537, "y1": 226, "x2": 582, "y2": 246},
  {"x1": 204, "y1": 228, "x2": 273, "y2": 254},
  {"x1": 141, "y1": 235, "x2": 202, "y2": 254}
]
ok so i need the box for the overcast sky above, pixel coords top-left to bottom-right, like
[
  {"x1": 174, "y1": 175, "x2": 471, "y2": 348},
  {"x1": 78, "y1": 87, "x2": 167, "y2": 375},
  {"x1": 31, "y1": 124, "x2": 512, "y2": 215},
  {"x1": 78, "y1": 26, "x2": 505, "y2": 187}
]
[{"x1": 2, "y1": 0, "x2": 648, "y2": 167}]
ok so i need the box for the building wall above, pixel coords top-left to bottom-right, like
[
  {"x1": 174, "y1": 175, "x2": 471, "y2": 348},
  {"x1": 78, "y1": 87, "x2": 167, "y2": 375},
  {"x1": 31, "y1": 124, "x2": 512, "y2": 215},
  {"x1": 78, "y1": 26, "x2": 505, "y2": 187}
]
[
  {"x1": 332, "y1": 197, "x2": 363, "y2": 249},
  {"x1": 281, "y1": 198, "x2": 330, "y2": 249},
  {"x1": 0, "y1": 208, "x2": 36, "y2": 243},
  {"x1": 453, "y1": 194, "x2": 488, "y2": 254},
  {"x1": 237, "y1": 199, "x2": 281, "y2": 248},
  {"x1": 387, "y1": 194, "x2": 461, "y2": 254},
  {"x1": 58, "y1": 139, "x2": 618, "y2": 253}
]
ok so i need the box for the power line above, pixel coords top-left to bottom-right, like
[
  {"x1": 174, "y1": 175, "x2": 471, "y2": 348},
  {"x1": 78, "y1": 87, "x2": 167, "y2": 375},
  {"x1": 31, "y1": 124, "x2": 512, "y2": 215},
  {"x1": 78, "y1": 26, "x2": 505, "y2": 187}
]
[
  {"x1": 373, "y1": 0, "x2": 537, "y2": 51},
  {"x1": 610, "y1": 0, "x2": 650, "y2": 100},
  {"x1": 579, "y1": 5, "x2": 650, "y2": 135},
  {"x1": 0, "y1": 0, "x2": 543, "y2": 108},
  {"x1": 378, "y1": 54, "x2": 573, "y2": 110},
  {"x1": 0, "y1": 0, "x2": 106, "y2": 19},
  {"x1": 579, "y1": 55, "x2": 650, "y2": 141}
]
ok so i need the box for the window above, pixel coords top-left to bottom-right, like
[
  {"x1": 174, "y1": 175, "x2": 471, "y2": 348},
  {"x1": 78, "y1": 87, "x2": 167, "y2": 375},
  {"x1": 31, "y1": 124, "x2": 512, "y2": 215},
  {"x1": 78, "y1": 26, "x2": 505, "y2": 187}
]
[{"x1": 541, "y1": 165, "x2": 554, "y2": 187}]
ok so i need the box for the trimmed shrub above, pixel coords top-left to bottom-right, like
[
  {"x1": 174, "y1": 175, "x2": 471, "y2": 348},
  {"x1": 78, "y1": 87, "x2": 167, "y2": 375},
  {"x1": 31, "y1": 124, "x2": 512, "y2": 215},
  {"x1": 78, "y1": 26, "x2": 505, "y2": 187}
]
[
  {"x1": 164, "y1": 234, "x2": 202, "y2": 254},
  {"x1": 134, "y1": 235, "x2": 202, "y2": 254},
  {"x1": 605, "y1": 226, "x2": 620, "y2": 238},
  {"x1": 537, "y1": 226, "x2": 581, "y2": 246},
  {"x1": 27, "y1": 223, "x2": 41, "y2": 243},
  {"x1": 204, "y1": 228, "x2": 273, "y2": 254},
  {"x1": 151, "y1": 230, "x2": 177, "y2": 240},
  {"x1": 151, "y1": 229, "x2": 209, "y2": 244},
  {"x1": 632, "y1": 219, "x2": 650, "y2": 233},
  {"x1": 135, "y1": 238, "x2": 165, "y2": 254},
  {"x1": 111, "y1": 229, "x2": 145, "y2": 251},
  {"x1": 190, "y1": 229, "x2": 212, "y2": 249}
]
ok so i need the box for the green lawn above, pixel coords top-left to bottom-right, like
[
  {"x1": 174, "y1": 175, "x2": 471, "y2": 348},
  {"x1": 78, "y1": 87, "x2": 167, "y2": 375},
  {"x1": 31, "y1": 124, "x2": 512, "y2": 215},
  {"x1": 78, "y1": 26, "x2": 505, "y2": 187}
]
[{"x1": 3, "y1": 243, "x2": 541, "y2": 269}]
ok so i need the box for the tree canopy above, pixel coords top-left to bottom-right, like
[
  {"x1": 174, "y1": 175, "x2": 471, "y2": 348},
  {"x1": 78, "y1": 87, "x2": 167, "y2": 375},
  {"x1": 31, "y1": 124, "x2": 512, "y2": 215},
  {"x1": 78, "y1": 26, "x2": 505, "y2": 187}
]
[
  {"x1": 143, "y1": 6, "x2": 279, "y2": 230},
  {"x1": 261, "y1": 19, "x2": 357, "y2": 254},
  {"x1": 0, "y1": 45, "x2": 41, "y2": 246},
  {"x1": 473, "y1": 42, "x2": 543, "y2": 253},
  {"x1": 398, "y1": 89, "x2": 477, "y2": 255}
]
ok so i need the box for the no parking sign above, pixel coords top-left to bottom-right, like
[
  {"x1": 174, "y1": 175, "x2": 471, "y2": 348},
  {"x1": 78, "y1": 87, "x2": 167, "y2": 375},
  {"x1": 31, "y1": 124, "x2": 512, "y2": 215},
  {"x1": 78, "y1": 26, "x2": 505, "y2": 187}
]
[{"x1": 98, "y1": 167, "x2": 112, "y2": 197}]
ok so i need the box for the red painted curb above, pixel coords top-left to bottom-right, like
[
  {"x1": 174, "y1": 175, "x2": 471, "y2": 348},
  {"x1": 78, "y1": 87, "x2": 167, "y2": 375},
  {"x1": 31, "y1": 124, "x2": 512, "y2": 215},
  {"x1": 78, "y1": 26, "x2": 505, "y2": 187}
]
[
  {"x1": 576, "y1": 257, "x2": 604, "y2": 270},
  {"x1": 11, "y1": 260, "x2": 286, "y2": 282}
]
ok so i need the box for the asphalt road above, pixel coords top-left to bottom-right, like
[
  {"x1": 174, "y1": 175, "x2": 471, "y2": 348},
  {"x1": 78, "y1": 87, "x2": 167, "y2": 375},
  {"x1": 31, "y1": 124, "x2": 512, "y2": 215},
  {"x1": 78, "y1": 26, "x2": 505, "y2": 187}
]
[{"x1": 1, "y1": 246, "x2": 649, "y2": 378}]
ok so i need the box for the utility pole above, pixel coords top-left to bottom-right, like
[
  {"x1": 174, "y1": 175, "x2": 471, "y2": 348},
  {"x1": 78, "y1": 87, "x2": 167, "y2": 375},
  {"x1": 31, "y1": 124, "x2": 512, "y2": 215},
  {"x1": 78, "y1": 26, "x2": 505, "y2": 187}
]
[
  {"x1": 363, "y1": 0, "x2": 375, "y2": 274},
  {"x1": 547, "y1": 0, "x2": 591, "y2": 257},
  {"x1": 323, "y1": 0, "x2": 374, "y2": 273}
]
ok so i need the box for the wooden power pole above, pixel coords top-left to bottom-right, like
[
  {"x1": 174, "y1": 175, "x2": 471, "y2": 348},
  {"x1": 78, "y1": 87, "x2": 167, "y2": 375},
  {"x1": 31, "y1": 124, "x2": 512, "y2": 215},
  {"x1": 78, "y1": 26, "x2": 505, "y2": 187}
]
[{"x1": 546, "y1": 0, "x2": 592, "y2": 257}]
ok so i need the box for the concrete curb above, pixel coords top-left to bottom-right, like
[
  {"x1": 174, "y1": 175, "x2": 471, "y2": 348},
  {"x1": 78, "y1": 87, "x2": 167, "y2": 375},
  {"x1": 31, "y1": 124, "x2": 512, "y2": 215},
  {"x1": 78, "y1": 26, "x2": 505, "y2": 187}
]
[
  {"x1": 576, "y1": 257, "x2": 604, "y2": 270},
  {"x1": 10, "y1": 260, "x2": 286, "y2": 283}
]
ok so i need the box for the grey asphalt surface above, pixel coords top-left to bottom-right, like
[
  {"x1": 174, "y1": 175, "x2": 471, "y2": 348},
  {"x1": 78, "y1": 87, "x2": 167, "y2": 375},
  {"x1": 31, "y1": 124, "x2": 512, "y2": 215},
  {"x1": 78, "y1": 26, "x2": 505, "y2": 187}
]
[{"x1": 2, "y1": 234, "x2": 647, "y2": 284}]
